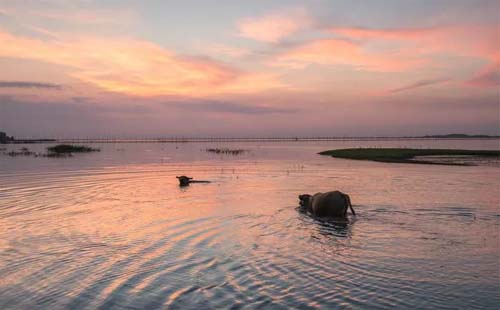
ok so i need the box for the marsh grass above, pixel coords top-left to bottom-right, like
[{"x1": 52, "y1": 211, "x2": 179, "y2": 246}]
[
  {"x1": 319, "y1": 148, "x2": 500, "y2": 166},
  {"x1": 47, "y1": 144, "x2": 100, "y2": 154},
  {"x1": 6, "y1": 147, "x2": 37, "y2": 157},
  {"x1": 2, "y1": 144, "x2": 99, "y2": 158},
  {"x1": 206, "y1": 148, "x2": 247, "y2": 155}
]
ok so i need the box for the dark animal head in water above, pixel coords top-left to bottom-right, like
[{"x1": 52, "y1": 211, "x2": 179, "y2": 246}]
[
  {"x1": 176, "y1": 175, "x2": 192, "y2": 186},
  {"x1": 299, "y1": 194, "x2": 312, "y2": 209}
]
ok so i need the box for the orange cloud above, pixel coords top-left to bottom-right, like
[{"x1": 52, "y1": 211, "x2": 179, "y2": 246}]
[
  {"x1": 0, "y1": 31, "x2": 284, "y2": 96},
  {"x1": 273, "y1": 38, "x2": 423, "y2": 72},
  {"x1": 237, "y1": 8, "x2": 310, "y2": 43}
]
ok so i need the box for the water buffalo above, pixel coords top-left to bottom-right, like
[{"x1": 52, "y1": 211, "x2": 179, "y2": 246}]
[
  {"x1": 176, "y1": 176, "x2": 211, "y2": 186},
  {"x1": 299, "y1": 191, "x2": 356, "y2": 218}
]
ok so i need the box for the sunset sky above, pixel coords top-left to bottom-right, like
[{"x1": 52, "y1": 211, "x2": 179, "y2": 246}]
[{"x1": 0, "y1": 0, "x2": 498, "y2": 138}]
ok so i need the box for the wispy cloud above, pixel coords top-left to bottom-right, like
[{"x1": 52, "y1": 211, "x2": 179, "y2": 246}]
[
  {"x1": 332, "y1": 27, "x2": 438, "y2": 41},
  {"x1": 389, "y1": 78, "x2": 450, "y2": 93},
  {"x1": 331, "y1": 25, "x2": 499, "y2": 85},
  {"x1": 272, "y1": 38, "x2": 422, "y2": 71},
  {"x1": 0, "y1": 80, "x2": 62, "y2": 89},
  {"x1": 237, "y1": 8, "x2": 310, "y2": 43},
  {"x1": 466, "y1": 62, "x2": 500, "y2": 87},
  {"x1": 273, "y1": 23, "x2": 499, "y2": 81}
]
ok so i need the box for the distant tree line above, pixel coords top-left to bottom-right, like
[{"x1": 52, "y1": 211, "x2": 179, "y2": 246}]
[
  {"x1": 420, "y1": 134, "x2": 497, "y2": 138},
  {"x1": 0, "y1": 131, "x2": 14, "y2": 144}
]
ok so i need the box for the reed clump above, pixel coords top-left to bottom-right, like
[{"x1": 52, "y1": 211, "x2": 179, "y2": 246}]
[
  {"x1": 206, "y1": 148, "x2": 247, "y2": 155},
  {"x1": 6, "y1": 147, "x2": 37, "y2": 157},
  {"x1": 47, "y1": 144, "x2": 99, "y2": 154},
  {"x1": 2, "y1": 144, "x2": 99, "y2": 158}
]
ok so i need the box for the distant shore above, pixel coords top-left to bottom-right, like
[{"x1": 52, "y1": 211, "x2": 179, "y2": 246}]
[
  {"x1": 2, "y1": 134, "x2": 499, "y2": 144},
  {"x1": 5, "y1": 139, "x2": 57, "y2": 144}
]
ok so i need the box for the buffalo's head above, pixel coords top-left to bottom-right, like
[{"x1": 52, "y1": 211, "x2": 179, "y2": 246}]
[
  {"x1": 176, "y1": 175, "x2": 193, "y2": 186},
  {"x1": 298, "y1": 194, "x2": 312, "y2": 209}
]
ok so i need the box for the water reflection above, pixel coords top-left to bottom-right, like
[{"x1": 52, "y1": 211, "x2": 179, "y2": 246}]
[{"x1": 296, "y1": 206, "x2": 353, "y2": 238}]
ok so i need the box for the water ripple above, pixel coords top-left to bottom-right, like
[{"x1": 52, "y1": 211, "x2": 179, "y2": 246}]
[{"x1": 1, "y1": 162, "x2": 498, "y2": 309}]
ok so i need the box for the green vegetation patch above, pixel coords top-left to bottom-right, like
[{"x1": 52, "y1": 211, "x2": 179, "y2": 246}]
[
  {"x1": 319, "y1": 148, "x2": 500, "y2": 165},
  {"x1": 47, "y1": 144, "x2": 100, "y2": 154}
]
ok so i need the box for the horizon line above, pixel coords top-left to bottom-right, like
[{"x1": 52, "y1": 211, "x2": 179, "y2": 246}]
[{"x1": 5, "y1": 134, "x2": 499, "y2": 144}]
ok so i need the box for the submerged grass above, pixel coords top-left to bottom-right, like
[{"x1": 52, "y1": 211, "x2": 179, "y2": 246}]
[
  {"x1": 6, "y1": 147, "x2": 37, "y2": 157},
  {"x1": 3, "y1": 144, "x2": 100, "y2": 158},
  {"x1": 206, "y1": 148, "x2": 247, "y2": 155},
  {"x1": 319, "y1": 148, "x2": 500, "y2": 165}
]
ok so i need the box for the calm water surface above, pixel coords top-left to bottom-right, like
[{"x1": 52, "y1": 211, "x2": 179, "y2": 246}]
[{"x1": 0, "y1": 140, "x2": 499, "y2": 309}]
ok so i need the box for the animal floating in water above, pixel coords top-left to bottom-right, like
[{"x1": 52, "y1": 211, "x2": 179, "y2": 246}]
[
  {"x1": 176, "y1": 175, "x2": 211, "y2": 186},
  {"x1": 299, "y1": 191, "x2": 356, "y2": 218}
]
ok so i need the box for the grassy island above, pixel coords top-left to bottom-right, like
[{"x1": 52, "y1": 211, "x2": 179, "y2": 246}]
[
  {"x1": 319, "y1": 148, "x2": 500, "y2": 166},
  {"x1": 206, "y1": 148, "x2": 246, "y2": 155},
  {"x1": 2, "y1": 144, "x2": 100, "y2": 158},
  {"x1": 47, "y1": 144, "x2": 100, "y2": 154}
]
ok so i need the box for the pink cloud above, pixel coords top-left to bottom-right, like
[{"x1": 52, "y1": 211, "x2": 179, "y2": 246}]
[
  {"x1": 333, "y1": 25, "x2": 499, "y2": 57},
  {"x1": 332, "y1": 25, "x2": 499, "y2": 86},
  {"x1": 273, "y1": 38, "x2": 424, "y2": 72},
  {"x1": 332, "y1": 27, "x2": 439, "y2": 41},
  {"x1": 274, "y1": 23, "x2": 499, "y2": 88},
  {"x1": 237, "y1": 8, "x2": 310, "y2": 43}
]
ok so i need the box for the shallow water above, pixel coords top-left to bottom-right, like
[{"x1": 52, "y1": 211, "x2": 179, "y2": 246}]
[{"x1": 0, "y1": 140, "x2": 499, "y2": 309}]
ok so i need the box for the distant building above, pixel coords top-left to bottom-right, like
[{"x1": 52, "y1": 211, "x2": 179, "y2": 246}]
[{"x1": 0, "y1": 131, "x2": 14, "y2": 144}]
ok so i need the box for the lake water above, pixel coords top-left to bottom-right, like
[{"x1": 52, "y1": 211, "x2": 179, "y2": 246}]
[{"x1": 0, "y1": 139, "x2": 499, "y2": 309}]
